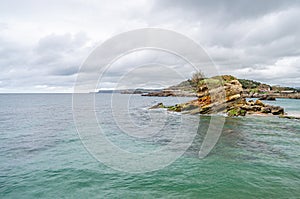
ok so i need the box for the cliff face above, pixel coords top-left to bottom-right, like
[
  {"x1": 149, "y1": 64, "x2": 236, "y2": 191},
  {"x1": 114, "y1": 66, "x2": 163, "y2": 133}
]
[{"x1": 150, "y1": 75, "x2": 284, "y2": 116}]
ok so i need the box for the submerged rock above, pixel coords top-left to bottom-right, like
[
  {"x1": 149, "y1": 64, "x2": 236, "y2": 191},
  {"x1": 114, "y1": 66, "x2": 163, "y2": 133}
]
[{"x1": 279, "y1": 115, "x2": 300, "y2": 120}]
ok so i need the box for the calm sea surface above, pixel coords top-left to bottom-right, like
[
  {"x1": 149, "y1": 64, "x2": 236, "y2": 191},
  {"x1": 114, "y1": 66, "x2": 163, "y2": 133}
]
[{"x1": 0, "y1": 94, "x2": 299, "y2": 198}]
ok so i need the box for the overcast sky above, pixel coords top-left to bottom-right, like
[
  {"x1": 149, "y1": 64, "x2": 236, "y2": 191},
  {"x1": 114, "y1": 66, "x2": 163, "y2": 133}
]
[{"x1": 1, "y1": 0, "x2": 300, "y2": 92}]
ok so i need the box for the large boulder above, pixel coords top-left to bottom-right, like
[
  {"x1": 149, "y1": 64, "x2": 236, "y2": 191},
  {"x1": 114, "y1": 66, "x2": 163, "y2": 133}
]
[
  {"x1": 271, "y1": 106, "x2": 284, "y2": 115},
  {"x1": 254, "y1": 100, "x2": 265, "y2": 107}
]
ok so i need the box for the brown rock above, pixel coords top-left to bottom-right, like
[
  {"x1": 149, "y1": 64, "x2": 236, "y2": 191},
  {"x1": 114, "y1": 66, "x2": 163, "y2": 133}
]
[
  {"x1": 254, "y1": 100, "x2": 265, "y2": 107},
  {"x1": 198, "y1": 95, "x2": 211, "y2": 106}
]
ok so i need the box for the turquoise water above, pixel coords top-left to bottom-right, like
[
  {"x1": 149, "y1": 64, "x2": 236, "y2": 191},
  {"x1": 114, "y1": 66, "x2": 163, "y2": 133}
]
[{"x1": 0, "y1": 94, "x2": 299, "y2": 198}]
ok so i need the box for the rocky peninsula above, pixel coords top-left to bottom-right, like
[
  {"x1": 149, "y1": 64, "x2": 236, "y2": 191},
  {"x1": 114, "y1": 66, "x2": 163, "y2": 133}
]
[{"x1": 149, "y1": 75, "x2": 285, "y2": 117}]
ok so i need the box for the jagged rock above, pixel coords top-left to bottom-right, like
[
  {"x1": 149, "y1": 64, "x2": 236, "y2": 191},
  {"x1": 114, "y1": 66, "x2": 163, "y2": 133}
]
[
  {"x1": 271, "y1": 106, "x2": 284, "y2": 115},
  {"x1": 149, "y1": 103, "x2": 165, "y2": 109},
  {"x1": 167, "y1": 104, "x2": 182, "y2": 112}
]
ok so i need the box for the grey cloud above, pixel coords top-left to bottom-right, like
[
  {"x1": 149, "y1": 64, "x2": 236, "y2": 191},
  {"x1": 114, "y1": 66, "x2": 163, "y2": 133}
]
[
  {"x1": 0, "y1": 32, "x2": 91, "y2": 92},
  {"x1": 35, "y1": 32, "x2": 88, "y2": 54},
  {"x1": 1, "y1": 0, "x2": 300, "y2": 92},
  {"x1": 51, "y1": 66, "x2": 79, "y2": 76},
  {"x1": 33, "y1": 32, "x2": 90, "y2": 76},
  {"x1": 153, "y1": 0, "x2": 300, "y2": 23},
  {"x1": 96, "y1": 49, "x2": 197, "y2": 89}
]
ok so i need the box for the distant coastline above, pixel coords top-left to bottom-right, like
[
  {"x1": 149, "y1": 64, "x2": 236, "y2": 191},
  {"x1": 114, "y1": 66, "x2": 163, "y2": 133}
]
[
  {"x1": 118, "y1": 76, "x2": 300, "y2": 100},
  {"x1": 94, "y1": 75, "x2": 300, "y2": 100},
  {"x1": 95, "y1": 88, "x2": 163, "y2": 94}
]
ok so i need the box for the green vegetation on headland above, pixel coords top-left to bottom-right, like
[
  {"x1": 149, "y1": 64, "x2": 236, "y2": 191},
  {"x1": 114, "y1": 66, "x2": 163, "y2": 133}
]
[
  {"x1": 238, "y1": 78, "x2": 296, "y2": 91},
  {"x1": 237, "y1": 78, "x2": 299, "y2": 99}
]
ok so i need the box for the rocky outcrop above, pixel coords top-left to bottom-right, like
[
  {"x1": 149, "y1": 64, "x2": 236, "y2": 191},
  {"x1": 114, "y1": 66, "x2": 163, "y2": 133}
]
[
  {"x1": 149, "y1": 75, "x2": 285, "y2": 117},
  {"x1": 149, "y1": 103, "x2": 165, "y2": 109}
]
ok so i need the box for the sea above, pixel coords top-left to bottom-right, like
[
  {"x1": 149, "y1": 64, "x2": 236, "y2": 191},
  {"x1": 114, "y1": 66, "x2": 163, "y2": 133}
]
[{"x1": 0, "y1": 93, "x2": 299, "y2": 198}]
